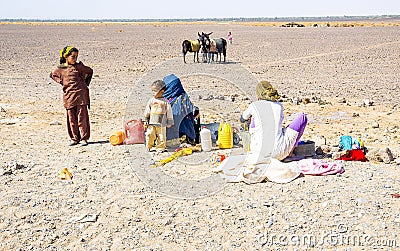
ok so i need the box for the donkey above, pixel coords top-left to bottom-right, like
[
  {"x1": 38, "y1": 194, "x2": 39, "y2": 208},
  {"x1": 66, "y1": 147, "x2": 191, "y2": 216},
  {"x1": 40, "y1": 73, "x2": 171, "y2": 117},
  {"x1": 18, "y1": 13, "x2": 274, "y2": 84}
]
[
  {"x1": 200, "y1": 32, "x2": 227, "y2": 63},
  {"x1": 182, "y1": 33, "x2": 205, "y2": 63}
]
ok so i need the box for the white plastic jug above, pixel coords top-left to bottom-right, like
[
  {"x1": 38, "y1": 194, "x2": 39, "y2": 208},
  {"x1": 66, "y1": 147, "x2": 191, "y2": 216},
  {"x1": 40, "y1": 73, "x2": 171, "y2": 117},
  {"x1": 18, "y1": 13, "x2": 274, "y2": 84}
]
[{"x1": 200, "y1": 126, "x2": 212, "y2": 152}]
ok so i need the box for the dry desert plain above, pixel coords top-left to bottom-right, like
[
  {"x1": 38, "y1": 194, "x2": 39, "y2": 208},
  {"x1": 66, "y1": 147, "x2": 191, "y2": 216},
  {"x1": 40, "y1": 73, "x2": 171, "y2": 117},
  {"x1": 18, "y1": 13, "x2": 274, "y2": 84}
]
[{"x1": 0, "y1": 21, "x2": 400, "y2": 250}]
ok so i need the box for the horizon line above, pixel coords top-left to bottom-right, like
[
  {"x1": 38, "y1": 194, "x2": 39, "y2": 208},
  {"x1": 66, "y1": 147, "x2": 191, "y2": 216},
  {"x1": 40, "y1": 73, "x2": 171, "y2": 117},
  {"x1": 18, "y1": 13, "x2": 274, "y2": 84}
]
[{"x1": 1, "y1": 15, "x2": 399, "y2": 22}]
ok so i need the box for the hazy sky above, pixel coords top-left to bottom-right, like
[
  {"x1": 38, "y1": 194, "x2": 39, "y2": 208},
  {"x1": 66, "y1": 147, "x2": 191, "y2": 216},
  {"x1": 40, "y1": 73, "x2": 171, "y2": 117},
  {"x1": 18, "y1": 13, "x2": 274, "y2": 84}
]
[{"x1": 1, "y1": 0, "x2": 399, "y2": 19}]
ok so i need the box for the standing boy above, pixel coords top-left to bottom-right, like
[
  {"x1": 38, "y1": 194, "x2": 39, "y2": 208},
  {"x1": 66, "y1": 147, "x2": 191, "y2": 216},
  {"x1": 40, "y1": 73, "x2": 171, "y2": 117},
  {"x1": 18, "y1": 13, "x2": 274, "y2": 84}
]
[{"x1": 144, "y1": 80, "x2": 174, "y2": 153}]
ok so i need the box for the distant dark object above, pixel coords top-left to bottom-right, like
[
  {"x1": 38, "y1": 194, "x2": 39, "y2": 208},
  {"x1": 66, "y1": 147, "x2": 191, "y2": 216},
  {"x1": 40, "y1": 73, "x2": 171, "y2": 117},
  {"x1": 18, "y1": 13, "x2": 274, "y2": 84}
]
[
  {"x1": 281, "y1": 22, "x2": 305, "y2": 27},
  {"x1": 313, "y1": 23, "x2": 318, "y2": 27}
]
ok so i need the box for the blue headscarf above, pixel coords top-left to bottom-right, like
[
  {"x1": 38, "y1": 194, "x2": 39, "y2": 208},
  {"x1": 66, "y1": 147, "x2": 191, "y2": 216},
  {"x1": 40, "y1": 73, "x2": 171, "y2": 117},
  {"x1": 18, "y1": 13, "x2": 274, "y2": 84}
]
[
  {"x1": 163, "y1": 74, "x2": 185, "y2": 100},
  {"x1": 163, "y1": 74, "x2": 195, "y2": 142}
]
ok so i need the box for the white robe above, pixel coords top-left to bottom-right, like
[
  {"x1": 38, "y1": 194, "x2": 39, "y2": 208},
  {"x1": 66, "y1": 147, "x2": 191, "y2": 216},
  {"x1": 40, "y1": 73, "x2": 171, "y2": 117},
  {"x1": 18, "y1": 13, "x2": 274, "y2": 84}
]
[
  {"x1": 242, "y1": 100, "x2": 298, "y2": 162},
  {"x1": 214, "y1": 100, "x2": 300, "y2": 184}
]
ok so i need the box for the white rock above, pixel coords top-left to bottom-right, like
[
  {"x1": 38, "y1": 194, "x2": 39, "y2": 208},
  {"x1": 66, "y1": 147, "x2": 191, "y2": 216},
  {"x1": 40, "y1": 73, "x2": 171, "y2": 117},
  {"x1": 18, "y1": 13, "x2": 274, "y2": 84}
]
[{"x1": 50, "y1": 120, "x2": 62, "y2": 125}]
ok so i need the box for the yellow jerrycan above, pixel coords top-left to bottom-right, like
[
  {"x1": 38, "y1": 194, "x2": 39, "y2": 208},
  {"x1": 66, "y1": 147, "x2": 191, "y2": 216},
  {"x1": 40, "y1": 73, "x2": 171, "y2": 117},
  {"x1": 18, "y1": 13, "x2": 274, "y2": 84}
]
[{"x1": 218, "y1": 122, "x2": 233, "y2": 149}]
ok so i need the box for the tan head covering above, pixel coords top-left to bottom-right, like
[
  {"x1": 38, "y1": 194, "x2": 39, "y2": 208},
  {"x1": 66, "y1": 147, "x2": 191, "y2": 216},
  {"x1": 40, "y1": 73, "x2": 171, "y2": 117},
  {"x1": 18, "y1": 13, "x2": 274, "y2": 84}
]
[
  {"x1": 256, "y1": 81, "x2": 281, "y2": 101},
  {"x1": 151, "y1": 80, "x2": 166, "y2": 93}
]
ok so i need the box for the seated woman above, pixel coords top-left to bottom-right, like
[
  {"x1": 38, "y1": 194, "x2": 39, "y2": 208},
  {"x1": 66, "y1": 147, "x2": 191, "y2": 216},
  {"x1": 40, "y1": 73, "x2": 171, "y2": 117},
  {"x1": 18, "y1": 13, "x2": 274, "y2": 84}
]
[
  {"x1": 241, "y1": 80, "x2": 308, "y2": 164},
  {"x1": 214, "y1": 81, "x2": 308, "y2": 184},
  {"x1": 162, "y1": 74, "x2": 196, "y2": 146}
]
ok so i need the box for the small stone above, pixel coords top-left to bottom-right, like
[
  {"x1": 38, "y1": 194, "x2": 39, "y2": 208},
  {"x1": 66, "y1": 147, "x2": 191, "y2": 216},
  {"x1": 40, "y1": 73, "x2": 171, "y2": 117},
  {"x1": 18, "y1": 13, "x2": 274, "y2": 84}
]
[
  {"x1": 363, "y1": 99, "x2": 374, "y2": 107},
  {"x1": 292, "y1": 97, "x2": 301, "y2": 105},
  {"x1": 357, "y1": 198, "x2": 366, "y2": 203},
  {"x1": 203, "y1": 95, "x2": 214, "y2": 100},
  {"x1": 315, "y1": 146, "x2": 324, "y2": 155},
  {"x1": 366, "y1": 148, "x2": 381, "y2": 162},
  {"x1": 331, "y1": 151, "x2": 343, "y2": 160},
  {"x1": 302, "y1": 98, "x2": 310, "y2": 104},
  {"x1": 0, "y1": 118, "x2": 20, "y2": 125},
  {"x1": 371, "y1": 121, "x2": 379, "y2": 129},
  {"x1": 165, "y1": 219, "x2": 173, "y2": 226},
  {"x1": 266, "y1": 218, "x2": 273, "y2": 228},
  {"x1": 50, "y1": 120, "x2": 62, "y2": 125},
  {"x1": 379, "y1": 147, "x2": 394, "y2": 164}
]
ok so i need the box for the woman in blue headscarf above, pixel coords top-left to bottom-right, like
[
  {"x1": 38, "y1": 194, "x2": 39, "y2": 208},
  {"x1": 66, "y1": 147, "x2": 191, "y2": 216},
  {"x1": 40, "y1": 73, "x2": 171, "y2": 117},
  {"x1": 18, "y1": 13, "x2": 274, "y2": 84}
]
[{"x1": 163, "y1": 74, "x2": 196, "y2": 145}]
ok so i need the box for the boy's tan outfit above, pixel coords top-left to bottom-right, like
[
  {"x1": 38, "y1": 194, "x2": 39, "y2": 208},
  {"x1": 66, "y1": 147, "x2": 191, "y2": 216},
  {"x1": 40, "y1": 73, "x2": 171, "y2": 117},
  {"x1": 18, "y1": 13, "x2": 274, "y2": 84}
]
[{"x1": 144, "y1": 97, "x2": 174, "y2": 151}]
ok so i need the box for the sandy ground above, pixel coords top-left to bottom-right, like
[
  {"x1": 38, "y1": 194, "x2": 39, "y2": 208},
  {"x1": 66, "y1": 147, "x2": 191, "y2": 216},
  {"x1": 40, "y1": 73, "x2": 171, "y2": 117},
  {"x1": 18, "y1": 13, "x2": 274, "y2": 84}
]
[{"x1": 0, "y1": 23, "x2": 399, "y2": 250}]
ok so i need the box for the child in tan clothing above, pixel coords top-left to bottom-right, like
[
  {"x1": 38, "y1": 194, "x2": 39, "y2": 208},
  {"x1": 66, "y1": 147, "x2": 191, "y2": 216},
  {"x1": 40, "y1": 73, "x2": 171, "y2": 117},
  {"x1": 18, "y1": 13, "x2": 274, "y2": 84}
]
[{"x1": 144, "y1": 80, "x2": 174, "y2": 152}]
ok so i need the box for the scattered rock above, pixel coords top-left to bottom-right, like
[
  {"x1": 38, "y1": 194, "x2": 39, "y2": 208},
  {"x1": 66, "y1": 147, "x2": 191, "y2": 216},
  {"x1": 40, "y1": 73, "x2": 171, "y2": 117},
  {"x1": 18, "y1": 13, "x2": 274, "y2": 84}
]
[
  {"x1": 1, "y1": 162, "x2": 29, "y2": 175},
  {"x1": 363, "y1": 99, "x2": 374, "y2": 107},
  {"x1": 302, "y1": 98, "x2": 310, "y2": 104},
  {"x1": 203, "y1": 95, "x2": 214, "y2": 100},
  {"x1": 266, "y1": 218, "x2": 274, "y2": 228},
  {"x1": 379, "y1": 147, "x2": 394, "y2": 164},
  {"x1": 372, "y1": 121, "x2": 379, "y2": 129},
  {"x1": 0, "y1": 118, "x2": 20, "y2": 125},
  {"x1": 315, "y1": 145, "x2": 331, "y2": 155},
  {"x1": 331, "y1": 151, "x2": 343, "y2": 160},
  {"x1": 50, "y1": 120, "x2": 62, "y2": 125},
  {"x1": 366, "y1": 147, "x2": 394, "y2": 163}
]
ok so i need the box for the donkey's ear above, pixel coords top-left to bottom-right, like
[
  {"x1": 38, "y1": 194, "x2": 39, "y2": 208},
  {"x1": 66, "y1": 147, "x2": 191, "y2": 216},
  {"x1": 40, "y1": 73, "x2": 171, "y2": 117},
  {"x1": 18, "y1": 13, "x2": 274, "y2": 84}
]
[
  {"x1": 198, "y1": 32, "x2": 201, "y2": 36},
  {"x1": 207, "y1": 32, "x2": 213, "y2": 36}
]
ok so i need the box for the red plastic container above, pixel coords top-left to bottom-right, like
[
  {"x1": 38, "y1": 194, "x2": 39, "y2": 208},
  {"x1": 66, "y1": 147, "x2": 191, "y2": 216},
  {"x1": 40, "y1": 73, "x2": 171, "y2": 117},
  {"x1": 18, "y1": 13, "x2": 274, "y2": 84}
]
[{"x1": 124, "y1": 119, "x2": 145, "y2": 144}]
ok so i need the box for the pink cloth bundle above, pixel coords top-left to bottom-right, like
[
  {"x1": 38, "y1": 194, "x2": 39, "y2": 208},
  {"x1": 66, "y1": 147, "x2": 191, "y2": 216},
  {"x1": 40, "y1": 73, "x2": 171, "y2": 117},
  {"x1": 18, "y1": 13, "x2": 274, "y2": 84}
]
[{"x1": 297, "y1": 159, "x2": 344, "y2": 176}]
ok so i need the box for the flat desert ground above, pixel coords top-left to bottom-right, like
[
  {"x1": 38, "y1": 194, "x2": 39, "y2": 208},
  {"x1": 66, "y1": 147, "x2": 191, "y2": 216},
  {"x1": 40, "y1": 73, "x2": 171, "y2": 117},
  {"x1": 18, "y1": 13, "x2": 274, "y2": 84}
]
[{"x1": 0, "y1": 22, "x2": 400, "y2": 250}]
